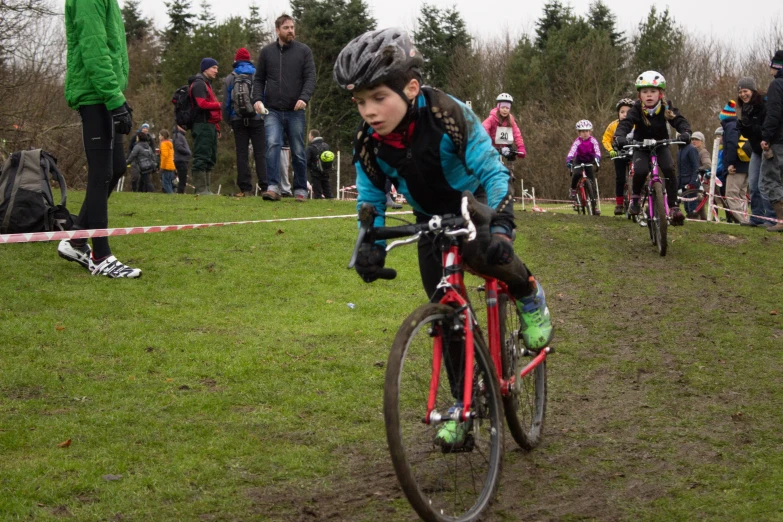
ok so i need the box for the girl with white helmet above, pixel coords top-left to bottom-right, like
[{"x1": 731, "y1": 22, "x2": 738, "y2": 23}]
[
  {"x1": 603, "y1": 98, "x2": 635, "y2": 215},
  {"x1": 482, "y1": 92, "x2": 527, "y2": 161},
  {"x1": 566, "y1": 119, "x2": 602, "y2": 215},
  {"x1": 613, "y1": 71, "x2": 692, "y2": 225}
]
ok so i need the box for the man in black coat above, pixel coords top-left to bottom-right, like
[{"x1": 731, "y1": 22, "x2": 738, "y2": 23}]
[
  {"x1": 761, "y1": 50, "x2": 783, "y2": 231},
  {"x1": 252, "y1": 14, "x2": 316, "y2": 202}
]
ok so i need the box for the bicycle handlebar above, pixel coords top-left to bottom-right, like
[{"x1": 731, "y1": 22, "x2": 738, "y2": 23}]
[
  {"x1": 622, "y1": 139, "x2": 685, "y2": 151},
  {"x1": 347, "y1": 195, "x2": 483, "y2": 279}
]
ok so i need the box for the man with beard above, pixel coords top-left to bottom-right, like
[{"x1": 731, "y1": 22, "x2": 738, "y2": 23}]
[{"x1": 252, "y1": 14, "x2": 316, "y2": 202}]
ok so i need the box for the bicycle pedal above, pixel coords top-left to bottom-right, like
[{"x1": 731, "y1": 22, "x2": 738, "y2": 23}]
[{"x1": 439, "y1": 435, "x2": 475, "y2": 454}]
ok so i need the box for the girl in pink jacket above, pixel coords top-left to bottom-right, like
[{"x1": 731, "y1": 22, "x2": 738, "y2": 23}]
[{"x1": 482, "y1": 93, "x2": 527, "y2": 161}]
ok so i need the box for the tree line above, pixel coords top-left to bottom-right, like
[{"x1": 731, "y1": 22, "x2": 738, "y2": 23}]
[{"x1": 0, "y1": 0, "x2": 781, "y2": 197}]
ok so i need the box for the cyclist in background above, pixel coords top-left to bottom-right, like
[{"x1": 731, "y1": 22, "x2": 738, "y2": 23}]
[
  {"x1": 614, "y1": 71, "x2": 692, "y2": 225},
  {"x1": 482, "y1": 93, "x2": 527, "y2": 162},
  {"x1": 603, "y1": 98, "x2": 635, "y2": 215},
  {"x1": 566, "y1": 120, "x2": 602, "y2": 215},
  {"x1": 334, "y1": 28, "x2": 554, "y2": 446}
]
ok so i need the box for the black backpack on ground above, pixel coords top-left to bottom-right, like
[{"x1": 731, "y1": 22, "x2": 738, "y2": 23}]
[
  {"x1": 172, "y1": 76, "x2": 199, "y2": 130},
  {"x1": 0, "y1": 149, "x2": 74, "y2": 234},
  {"x1": 231, "y1": 73, "x2": 256, "y2": 118}
]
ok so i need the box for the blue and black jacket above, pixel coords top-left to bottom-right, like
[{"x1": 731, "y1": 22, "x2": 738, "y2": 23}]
[
  {"x1": 353, "y1": 87, "x2": 515, "y2": 236},
  {"x1": 222, "y1": 60, "x2": 262, "y2": 122}
]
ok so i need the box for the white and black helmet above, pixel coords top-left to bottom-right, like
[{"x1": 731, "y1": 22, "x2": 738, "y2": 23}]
[
  {"x1": 496, "y1": 93, "x2": 514, "y2": 104},
  {"x1": 575, "y1": 119, "x2": 593, "y2": 131},
  {"x1": 333, "y1": 28, "x2": 424, "y2": 92}
]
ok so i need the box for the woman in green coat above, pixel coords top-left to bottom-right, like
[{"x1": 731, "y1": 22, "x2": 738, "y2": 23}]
[{"x1": 58, "y1": 0, "x2": 141, "y2": 278}]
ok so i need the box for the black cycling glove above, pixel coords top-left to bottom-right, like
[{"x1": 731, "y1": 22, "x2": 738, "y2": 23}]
[
  {"x1": 111, "y1": 102, "x2": 133, "y2": 135},
  {"x1": 354, "y1": 243, "x2": 387, "y2": 283}
]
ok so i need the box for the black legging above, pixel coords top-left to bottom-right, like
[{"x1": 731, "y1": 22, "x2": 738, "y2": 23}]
[
  {"x1": 614, "y1": 157, "x2": 630, "y2": 198},
  {"x1": 570, "y1": 164, "x2": 595, "y2": 190},
  {"x1": 75, "y1": 104, "x2": 126, "y2": 259},
  {"x1": 631, "y1": 147, "x2": 677, "y2": 207}
]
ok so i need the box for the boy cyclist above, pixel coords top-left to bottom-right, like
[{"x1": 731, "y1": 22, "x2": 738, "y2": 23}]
[
  {"x1": 334, "y1": 28, "x2": 554, "y2": 446},
  {"x1": 603, "y1": 98, "x2": 635, "y2": 215},
  {"x1": 614, "y1": 71, "x2": 692, "y2": 225}
]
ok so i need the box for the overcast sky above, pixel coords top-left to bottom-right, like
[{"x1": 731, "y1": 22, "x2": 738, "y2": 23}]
[{"x1": 132, "y1": 0, "x2": 782, "y2": 48}]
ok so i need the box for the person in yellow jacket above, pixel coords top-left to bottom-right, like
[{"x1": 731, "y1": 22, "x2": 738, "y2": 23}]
[
  {"x1": 603, "y1": 98, "x2": 634, "y2": 215},
  {"x1": 158, "y1": 128, "x2": 177, "y2": 193}
]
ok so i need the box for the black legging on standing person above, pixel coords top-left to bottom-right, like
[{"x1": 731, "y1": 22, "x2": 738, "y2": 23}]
[
  {"x1": 175, "y1": 160, "x2": 189, "y2": 194},
  {"x1": 632, "y1": 147, "x2": 678, "y2": 207},
  {"x1": 72, "y1": 104, "x2": 126, "y2": 259},
  {"x1": 570, "y1": 164, "x2": 595, "y2": 190}
]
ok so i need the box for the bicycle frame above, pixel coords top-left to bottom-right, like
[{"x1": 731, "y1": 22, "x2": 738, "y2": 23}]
[
  {"x1": 571, "y1": 163, "x2": 594, "y2": 213},
  {"x1": 646, "y1": 152, "x2": 669, "y2": 220},
  {"x1": 426, "y1": 238, "x2": 549, "y2": 425}
]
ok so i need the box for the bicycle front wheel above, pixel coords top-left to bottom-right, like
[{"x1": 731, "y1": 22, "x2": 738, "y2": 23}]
[
  {"x1": 384, "y1": 303, "x2": 504, "y2": 522},
  {"x1": 498, "y1": 293, "x2": 547, "y2": 450},
  {"x1": 651, "y1": 182, "x2": 667, "y2": 256},
  {"x1": 584, "y1": 179, "x2": 596, "y2": 216}
]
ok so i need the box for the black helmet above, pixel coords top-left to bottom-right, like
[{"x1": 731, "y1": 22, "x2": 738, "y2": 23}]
[
  {"x1": 334, "y1": 28, "x2": 424, "y2": 92},
  {"x1": 616, "y1": 98, "x2": 634, "y2": 111}
]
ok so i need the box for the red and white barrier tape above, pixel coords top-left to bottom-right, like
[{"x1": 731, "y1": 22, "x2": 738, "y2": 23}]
[{"x1": 0, "y1": 211, "x2": 414, "y2": 245}]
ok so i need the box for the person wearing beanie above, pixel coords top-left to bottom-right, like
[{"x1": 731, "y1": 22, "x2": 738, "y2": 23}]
[
  {"x1": 127, "y1": 122, "x2": 152, "y2": 191},
  {"x1": 760, "y1": 50, "x2": 783, "y2": 231},
  {"x1": 189, "y1": 57, "x2": 221, "y2": 195},
  {"x1": 223, "y1": 47, "x2": 267, "y2": 196},
  {"x1": 719, "y1": 100, "x2": 750, "y2": 224},
  {"x1": 252, "y1": 14, "x2": 316, "y2": 202},
  {"x1": 738, "y1": 76, "x2": 776, "y2": 227}
]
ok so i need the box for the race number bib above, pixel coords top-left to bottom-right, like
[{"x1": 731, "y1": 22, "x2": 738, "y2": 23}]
[{"x1": 494, "y1": 126, "x2": 513, "y2": 145}]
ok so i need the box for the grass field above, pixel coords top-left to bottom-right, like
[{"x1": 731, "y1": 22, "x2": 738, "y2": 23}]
[{"x1": 1, "y1": 192, "x2": 782, "y2": 521}]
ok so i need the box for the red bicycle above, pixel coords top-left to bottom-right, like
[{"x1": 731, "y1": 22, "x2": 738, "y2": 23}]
[
  {"x1": 349, "y1": 196, "x2": 551, "y2": 522},
  {"x1": 570, "y1": 162, "x2": 599, "y2": 215}
]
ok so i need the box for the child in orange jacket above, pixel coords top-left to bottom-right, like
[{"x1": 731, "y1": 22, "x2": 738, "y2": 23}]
[{"x1": 159, "y1": 129, "x2": 176, "y2": 193}]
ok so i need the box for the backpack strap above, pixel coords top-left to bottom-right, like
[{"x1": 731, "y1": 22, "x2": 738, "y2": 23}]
[{"x1": 40, "y1": 150, "x2": 66, "y2": 207}]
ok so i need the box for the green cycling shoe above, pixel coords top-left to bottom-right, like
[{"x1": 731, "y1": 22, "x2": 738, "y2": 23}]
[{"x1": 516, "y1": 277, "x2": 554, "y2": 351}]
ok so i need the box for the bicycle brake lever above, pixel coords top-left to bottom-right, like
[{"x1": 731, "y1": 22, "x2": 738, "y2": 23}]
[{"x1": 347, "y1": 225, "x2": 366, "y2": 269}]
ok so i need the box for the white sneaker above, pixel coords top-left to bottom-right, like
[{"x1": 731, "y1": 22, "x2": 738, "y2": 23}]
[
  {"x1": 88, "y1": 255, "x2": 142, "y2": 278},
  {"x1": 57, "y1": 239, "x2": 91, "y2": 269}
]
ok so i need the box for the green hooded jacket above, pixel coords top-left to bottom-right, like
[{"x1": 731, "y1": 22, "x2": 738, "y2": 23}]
[{"x1": 64, "y1": 0, "x2": 129, "y2": 111}]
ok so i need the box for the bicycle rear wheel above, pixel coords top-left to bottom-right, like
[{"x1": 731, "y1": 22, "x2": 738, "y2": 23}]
[
  {"x1": 651, "y1": 182, "x2": 667, "y2": 256},
  {"x1": 384, "y1": 303, "x2": 504, "y2": 522},
  {"x1": 498, "y1": 292, "x2": 546, "y2": 450}
]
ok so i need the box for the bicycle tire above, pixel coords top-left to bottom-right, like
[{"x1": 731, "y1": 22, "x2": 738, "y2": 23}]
[
  {"x1": 652, "y1": 182, "x2": 667, "y2": 256},
  {"x1": 498, "y1": 292, "x2": 547, "y2": 450},
  {"x1": 384, "y1": 303, "x2": 504, "y2": 522},
  {"x1": 575, "y1": 189, "x2": 584, "y2": 215},
  {"x1": 583, "y1": 179, "x2": 596, "y2": 216}
]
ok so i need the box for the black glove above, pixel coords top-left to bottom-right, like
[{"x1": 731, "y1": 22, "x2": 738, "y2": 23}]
[
  {"x1": 566, "y1": 162, "x2": 572, "y2": 173},
  {"x1": 354, "y1": 243, "x2": 387, "y2": 283},
  {"x1": 678, "y1": 132, "x2": 691, "y2": 145},
  {"x1": 111, "y1": 102, "x2": 133, "y2": 135},
  {"x1": 614, "y1": 136, "x2": 628, "y2": 149},
  {"x1": 486, "y1": 234, "x2": 514, "y2": 265}
]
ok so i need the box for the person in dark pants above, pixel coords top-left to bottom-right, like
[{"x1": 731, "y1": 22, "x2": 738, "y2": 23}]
[
  {"x1": 305, "y1": 129, "x2": 333, "y2": 199},
  {"x1": 172, "y1": 124, "x2": 191, "y2": 193},
  {"x1": 58, "y1": 0, "x2": 141, "y2": 278},
  {"x1": 190, "y1": 58, "x2": 222, "y2": 195},
  {"x1": 224, "y1": 48, "x2": 267, "y2": 196},
  {"x1": 128, "y1": 123, "x2": 150, "y2": 192}
]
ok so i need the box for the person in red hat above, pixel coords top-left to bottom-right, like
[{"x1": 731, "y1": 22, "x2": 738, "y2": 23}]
[{"x1": 223, "y1": 47, "x2": 267, "y2": 196}]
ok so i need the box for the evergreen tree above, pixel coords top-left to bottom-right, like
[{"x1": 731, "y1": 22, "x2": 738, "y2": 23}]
[
  {"x1": 197, "y1": 0, "x2": 215, "y2": 28},
  {"x1": 588, "y1": 0, "x2": 624, "y2": 47},
  {"x1": 534, "y1": 1, "x2": 573, "y2": 50},
  {"x1": 632, "y1": 6, "x2": 684, "y2": 74},
  {"x1": 164, "y1": 0, "x2": 195, "y2": 46},
  {"x1": 121, "y1": 0, "x2": 151, "y2": 42},
  {"x1": 246, "y1": 3, "x2": 266, "y2": 49},
  {"x1": 291, "y1": 0, "x2": 376, "y2": 148},
  {"x1": 413, "y1": 4, "x2": 471, "y2": 88}
]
